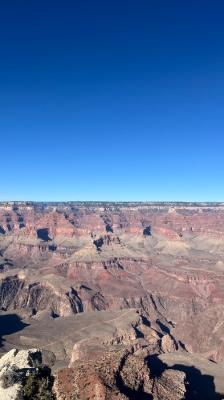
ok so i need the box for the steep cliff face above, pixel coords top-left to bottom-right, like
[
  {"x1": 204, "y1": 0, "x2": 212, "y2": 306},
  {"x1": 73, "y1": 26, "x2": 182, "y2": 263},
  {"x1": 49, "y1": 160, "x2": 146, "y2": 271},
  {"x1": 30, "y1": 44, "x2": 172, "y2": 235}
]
[{"x1": 0, "y1": 275, "x2": 89, "y2": 317}]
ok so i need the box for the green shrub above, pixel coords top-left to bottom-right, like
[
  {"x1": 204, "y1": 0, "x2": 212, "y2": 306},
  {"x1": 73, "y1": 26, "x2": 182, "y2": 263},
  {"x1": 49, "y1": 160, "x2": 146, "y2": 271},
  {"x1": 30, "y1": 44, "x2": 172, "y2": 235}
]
[{"x1": 23, "y1": 366, "x2": 55, "y2": 400}]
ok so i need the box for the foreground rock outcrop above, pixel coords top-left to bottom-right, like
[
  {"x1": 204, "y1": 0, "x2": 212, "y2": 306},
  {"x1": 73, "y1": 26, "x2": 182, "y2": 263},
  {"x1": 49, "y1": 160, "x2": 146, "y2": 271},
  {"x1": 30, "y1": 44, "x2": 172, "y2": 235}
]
[
  {"x1": 1, "y1": 346, "x2": 223, "y2": 400},
  {"x1": 0, "y1": 348, "x2": 54, "y2": 399},
  {"x1": 54, "y1": 345, "x2": 186, "y2": 400}
]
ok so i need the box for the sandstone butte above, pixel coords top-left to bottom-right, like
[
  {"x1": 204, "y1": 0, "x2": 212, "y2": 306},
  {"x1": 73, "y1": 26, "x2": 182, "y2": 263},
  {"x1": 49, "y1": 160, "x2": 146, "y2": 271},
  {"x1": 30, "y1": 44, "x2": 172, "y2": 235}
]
[{"x1": 1, "y1": 201, "x2": 224, "y2": 399}]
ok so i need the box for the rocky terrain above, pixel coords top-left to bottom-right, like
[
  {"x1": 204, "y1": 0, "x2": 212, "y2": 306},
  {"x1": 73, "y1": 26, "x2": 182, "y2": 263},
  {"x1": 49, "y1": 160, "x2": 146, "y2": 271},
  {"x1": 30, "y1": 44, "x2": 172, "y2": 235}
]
[
  {"x1": 1, "y1": 201, "x2": 224, "y2": 399},
  {"x1": 0, "y1": 347, "x2": 54, "y2": 399}
]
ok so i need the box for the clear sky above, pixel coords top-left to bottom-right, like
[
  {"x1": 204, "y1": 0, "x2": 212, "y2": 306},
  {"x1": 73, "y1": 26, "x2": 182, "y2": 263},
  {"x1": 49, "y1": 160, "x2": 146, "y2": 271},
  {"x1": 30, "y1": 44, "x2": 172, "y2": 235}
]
[{"x1": 0, "y1": 1, "x2": 224, "y2": 201}]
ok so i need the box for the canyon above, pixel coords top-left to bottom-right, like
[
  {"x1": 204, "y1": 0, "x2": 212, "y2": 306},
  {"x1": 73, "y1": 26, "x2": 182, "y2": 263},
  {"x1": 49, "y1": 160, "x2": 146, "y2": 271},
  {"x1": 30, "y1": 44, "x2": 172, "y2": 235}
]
[{"x1": 1, "y1": 201, "x2": 224, "y2": 399}]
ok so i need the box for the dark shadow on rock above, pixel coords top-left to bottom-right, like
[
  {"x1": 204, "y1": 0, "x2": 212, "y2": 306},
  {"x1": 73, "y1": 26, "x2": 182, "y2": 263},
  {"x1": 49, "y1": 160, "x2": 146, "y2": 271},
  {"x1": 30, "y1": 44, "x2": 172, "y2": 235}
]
[
  {"x1": 37, "y1": 228, "x2": 52, "y2": 241},
  {"x1": 0, "y1": 258, "x2": 14, "y2": 272},
  {"x1": 115, "y1": 371, "x2": 153, "y2": 399},
  {"x1": 0, "y1": 225, "x2": 6, "y2": 235},
  {"x1": 143, "y1": 226, "x2": 151, "y2": 236},
  {"x1": 48, "y1": 244, "x2": 57, "y2": 251},
  {"x1": 148, "y1": 354, "x2": 167, "y2": 377},
  {"x1": 156, "y1": 319, "x2": 170, "y2": 334},
  {"x1": 141, "y1": 315, "x2": 151, "y2": 327},
  {"x1": 148, "y1": 355, "x2": 224, "y2": 400},
  {"x1": 79, "y1": 284, "x2": 92, "y2": 291},
  {"x1": 133, "y1": 326, "x2": 144, "y2": 338},
  {"x1": 178, "y1": 340, "x2": 188, "y2": 351},
  {"x1": 93, "y1": 237, "x2": 104, "y2": 251},
  {"x1": 0, "y1": 314, "x2": 30, "y2": 347},
  {"x1": 106, "y1": 224, "x2": 113, "y2": 233},
  {"x1": 172, "y1": 363, "x2": 224, "y2": 400}
]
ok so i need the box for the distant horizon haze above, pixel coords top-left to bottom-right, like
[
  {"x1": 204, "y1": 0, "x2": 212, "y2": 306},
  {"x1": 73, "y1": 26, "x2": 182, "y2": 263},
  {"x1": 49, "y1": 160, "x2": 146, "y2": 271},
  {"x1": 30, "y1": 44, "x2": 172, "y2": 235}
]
[{"x1": 0, "y1": 199, "x2": 224, "y2": 204}]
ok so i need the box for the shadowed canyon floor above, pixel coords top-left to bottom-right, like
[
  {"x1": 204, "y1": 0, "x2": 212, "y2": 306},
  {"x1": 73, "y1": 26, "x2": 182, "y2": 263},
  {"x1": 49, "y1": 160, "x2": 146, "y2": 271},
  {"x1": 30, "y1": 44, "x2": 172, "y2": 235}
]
[{"x1": 1, "y1": 202, "x2": 224, "y2": 399}]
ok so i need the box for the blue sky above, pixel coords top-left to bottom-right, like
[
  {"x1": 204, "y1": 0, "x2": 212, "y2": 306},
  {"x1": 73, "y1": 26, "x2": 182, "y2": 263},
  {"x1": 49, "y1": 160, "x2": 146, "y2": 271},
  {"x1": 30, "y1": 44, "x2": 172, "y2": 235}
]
[{"x1": 0, "y1": 1, "x2": 224, "y2": 201}]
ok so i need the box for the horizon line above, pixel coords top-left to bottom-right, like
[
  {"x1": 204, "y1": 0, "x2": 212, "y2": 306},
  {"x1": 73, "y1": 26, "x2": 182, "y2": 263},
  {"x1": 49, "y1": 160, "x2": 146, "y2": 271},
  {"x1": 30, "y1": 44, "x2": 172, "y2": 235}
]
[{"x1": 1, "y1": 200, "x2": 224, "y2": 205}]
